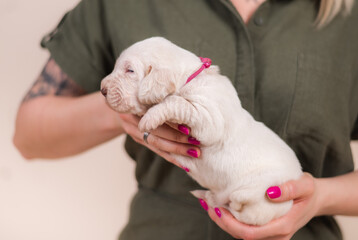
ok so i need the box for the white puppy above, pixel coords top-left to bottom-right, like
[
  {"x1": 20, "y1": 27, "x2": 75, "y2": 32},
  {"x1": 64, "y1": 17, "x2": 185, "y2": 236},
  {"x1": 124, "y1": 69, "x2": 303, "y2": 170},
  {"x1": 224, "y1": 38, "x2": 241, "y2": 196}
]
[{"x1": 101, "y1": 37, "x2": 302, "y2": 225}]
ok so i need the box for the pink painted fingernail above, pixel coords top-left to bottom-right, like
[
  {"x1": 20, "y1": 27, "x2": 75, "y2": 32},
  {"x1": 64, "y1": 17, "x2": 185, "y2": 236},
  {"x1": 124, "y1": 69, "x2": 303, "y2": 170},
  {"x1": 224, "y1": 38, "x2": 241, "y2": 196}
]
[
  {"x1": 199, "y1": 199, "x2": 208, "y2": 211},
  {"x1": 181, "y1": 166, "x2": 190, "y2": 172},
  {"x1": 188, "y1": 137, "x2": 200, "y2": 145},
  {"x1": 215, "y1": 208, "x2": 222, "y2": 218},
  {"x1": 267, "y1": 186, "x2": 281, "y2": 199},
  {"x1": 187, "y1": 149, "x2": 198, "y2": 158},
  {"x1": 178, "y1": 125, "x2": 190, "y2": 135}
]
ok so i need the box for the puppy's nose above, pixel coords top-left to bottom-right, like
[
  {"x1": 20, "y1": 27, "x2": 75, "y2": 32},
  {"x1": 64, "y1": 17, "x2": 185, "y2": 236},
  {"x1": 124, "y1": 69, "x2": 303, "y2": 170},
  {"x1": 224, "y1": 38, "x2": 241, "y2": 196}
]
[{"x1": 101, "y1": 88, "x2": 107, "y2": 97}]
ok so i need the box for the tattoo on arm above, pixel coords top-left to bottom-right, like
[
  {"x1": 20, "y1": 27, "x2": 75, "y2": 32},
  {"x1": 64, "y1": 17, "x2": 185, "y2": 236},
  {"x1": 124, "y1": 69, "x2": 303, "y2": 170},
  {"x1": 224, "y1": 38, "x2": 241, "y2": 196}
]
[{"x1": 22, "y1": 58, "x2": 86, "y2": 102}]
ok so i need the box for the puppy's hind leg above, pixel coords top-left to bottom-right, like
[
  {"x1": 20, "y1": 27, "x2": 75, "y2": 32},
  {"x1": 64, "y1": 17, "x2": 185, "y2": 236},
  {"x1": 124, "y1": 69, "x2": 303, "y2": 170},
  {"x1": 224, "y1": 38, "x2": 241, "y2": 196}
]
[
  {"x1": 138, "y1": 95, "x2": 198, "y2": 132},
  {"x1": 228, "y1": 190, "x2": 253, "y2": 212},
  {"x1": 228, "y1": 187, "x2": 274, "y2": 225}
]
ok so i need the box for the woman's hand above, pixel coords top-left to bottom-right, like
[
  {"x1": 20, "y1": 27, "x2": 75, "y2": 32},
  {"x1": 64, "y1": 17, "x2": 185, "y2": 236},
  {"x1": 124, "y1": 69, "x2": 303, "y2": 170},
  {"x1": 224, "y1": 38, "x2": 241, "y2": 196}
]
[
  {"x1": 204, "y1": 173, "x2": 323, "y2": 240},
  {"x1": 118, "y1": 114, "x2": 201, "y2": 169}
]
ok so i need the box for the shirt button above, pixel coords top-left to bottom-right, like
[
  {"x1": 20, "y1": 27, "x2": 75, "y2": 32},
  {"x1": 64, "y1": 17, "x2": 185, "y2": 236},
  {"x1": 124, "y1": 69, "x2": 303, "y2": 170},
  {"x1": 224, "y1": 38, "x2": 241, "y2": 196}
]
[{"x1": 254, "y1": 15, "x2": 264, "y2": 26}]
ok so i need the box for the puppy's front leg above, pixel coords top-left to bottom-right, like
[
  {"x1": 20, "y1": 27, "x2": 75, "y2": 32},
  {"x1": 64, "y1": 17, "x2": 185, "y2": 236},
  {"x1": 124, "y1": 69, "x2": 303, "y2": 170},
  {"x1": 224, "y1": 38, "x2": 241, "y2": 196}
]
[{"x1": 138, "y1": 95, "x2": 198, "y2": 133}]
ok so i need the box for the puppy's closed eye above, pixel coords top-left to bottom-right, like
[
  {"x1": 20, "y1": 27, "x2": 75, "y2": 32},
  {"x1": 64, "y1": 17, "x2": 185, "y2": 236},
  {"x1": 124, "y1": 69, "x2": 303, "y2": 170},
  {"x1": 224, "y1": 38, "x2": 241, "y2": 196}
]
[{"x1": 126, "y1": 69, "x2": 134, "y2": 73}]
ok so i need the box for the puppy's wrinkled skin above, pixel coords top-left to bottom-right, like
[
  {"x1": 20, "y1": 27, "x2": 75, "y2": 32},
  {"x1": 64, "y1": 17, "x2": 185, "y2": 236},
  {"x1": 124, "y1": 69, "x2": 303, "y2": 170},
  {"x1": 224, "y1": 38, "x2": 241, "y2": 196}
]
[{"x1": 101, "y1": 37, "x2": 302, "y2": 225}]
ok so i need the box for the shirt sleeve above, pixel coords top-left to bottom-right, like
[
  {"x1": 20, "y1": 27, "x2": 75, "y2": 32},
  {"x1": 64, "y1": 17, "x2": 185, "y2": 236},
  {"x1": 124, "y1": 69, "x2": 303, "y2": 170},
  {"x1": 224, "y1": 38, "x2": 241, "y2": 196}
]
[{"x1": 40, "y1": 0, "x2": 115, "y2": 93}]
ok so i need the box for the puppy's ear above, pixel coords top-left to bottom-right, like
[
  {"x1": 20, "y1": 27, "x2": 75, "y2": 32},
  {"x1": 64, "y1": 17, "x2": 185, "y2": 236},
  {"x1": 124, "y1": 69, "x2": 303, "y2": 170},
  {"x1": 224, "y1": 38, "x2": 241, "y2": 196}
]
[{"x1": 138, "y1": 65, "x2": 177, "y2": 105}]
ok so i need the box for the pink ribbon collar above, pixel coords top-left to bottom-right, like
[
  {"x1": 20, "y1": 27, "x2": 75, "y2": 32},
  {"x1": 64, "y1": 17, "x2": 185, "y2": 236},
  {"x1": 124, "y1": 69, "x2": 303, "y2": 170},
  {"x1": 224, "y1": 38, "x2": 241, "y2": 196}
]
[{"x1": 185, "y1": 57, "x2": 212, "y2": 84}]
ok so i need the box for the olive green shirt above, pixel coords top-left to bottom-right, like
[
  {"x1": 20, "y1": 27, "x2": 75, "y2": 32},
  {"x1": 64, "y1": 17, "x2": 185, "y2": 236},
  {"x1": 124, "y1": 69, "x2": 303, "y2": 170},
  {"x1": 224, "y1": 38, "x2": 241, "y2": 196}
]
[{"x1": 41, "y1": 0, "x2": 358, "y2": 239}]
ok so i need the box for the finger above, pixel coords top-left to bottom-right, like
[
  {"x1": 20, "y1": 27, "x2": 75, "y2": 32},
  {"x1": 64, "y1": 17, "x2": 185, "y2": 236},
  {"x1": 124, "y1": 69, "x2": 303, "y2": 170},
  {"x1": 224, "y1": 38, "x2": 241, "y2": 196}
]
[
  {"x1": 151, "y1": 124, "x2": 200, "y2": 145},
  {"x1": 267, "y1": 172, "x2": 315, "y2": 202},
  {"x1": 132, "y1": 136, "x2": 181, "y2": 167},
  {"x1": 121, "y1": 115, "x2": 200, "y2": 146},
  {"x1": 165, "y1": 122, "x2": 191, "y2": 135},
  {"x1": 145, "y1": 132, "x2": 201, "y2": 158},
  {"x1": 120, "y1": 116, "x2": 144, "y2": 140},
  {"x1": 120, "y1": 114, "x2": 201, "y2": 157}
]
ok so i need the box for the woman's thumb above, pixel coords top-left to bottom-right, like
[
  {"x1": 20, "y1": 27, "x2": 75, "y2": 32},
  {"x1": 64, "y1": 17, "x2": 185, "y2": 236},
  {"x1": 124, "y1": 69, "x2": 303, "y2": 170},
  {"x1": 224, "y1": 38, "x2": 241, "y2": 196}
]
[{"x1": 266, "y1": 173, "x2": 314, "y2": 202}]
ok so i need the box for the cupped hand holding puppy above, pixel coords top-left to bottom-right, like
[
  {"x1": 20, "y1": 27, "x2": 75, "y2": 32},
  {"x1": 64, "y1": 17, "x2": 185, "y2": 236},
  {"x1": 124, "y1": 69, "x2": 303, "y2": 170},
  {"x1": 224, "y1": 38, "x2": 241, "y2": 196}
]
[
  {"x1": 203, "y1": 173, "x2": 320, "y2": 240},
  {"x1": 118, "y1": 113, "x2": 201, "y2": 168}
]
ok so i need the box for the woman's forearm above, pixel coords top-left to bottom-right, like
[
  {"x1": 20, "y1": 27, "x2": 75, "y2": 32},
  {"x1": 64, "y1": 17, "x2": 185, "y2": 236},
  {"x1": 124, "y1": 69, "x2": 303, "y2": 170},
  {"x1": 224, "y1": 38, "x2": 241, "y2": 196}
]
[
  {"x1": 317, "y1": 170, "x2": 358, "y2": 216},
  {"x1": 13, "y1": 91, "x2": 124, "y2": 159}
]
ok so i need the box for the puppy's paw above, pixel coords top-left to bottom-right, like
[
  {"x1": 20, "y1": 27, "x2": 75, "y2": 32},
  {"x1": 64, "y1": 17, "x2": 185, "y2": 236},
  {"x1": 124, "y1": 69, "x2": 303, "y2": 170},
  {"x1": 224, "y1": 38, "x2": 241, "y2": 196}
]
[
  {"x1": 138, "y1": 105, "x2": 167, "y2": 132},
  {"x1": 138, "y1": 114, "x2": 155, "y2": 132},
  {"x1": 190, "y1": 190, "x2": 207, "y2": 199},
  {"x1": 191, "y1": 190, "x2": 218, "y2": 207}
]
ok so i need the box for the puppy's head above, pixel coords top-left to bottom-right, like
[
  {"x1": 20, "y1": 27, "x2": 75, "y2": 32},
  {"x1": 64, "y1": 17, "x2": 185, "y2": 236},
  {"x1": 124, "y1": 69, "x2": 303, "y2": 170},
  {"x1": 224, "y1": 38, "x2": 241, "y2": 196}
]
[
  {"x1": 101, "y1": 37, "x2": 200, "y2": 115},
  {"x1": 100, "y1": 53, "x2": 148, "y2": 115}
]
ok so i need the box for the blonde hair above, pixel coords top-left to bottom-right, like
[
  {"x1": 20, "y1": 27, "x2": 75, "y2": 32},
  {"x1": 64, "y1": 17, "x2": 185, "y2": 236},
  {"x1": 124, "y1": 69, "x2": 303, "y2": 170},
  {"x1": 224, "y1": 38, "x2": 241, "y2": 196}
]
[{"x1": 316, "y1": 0, "x2": 355, "y2": 27}]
